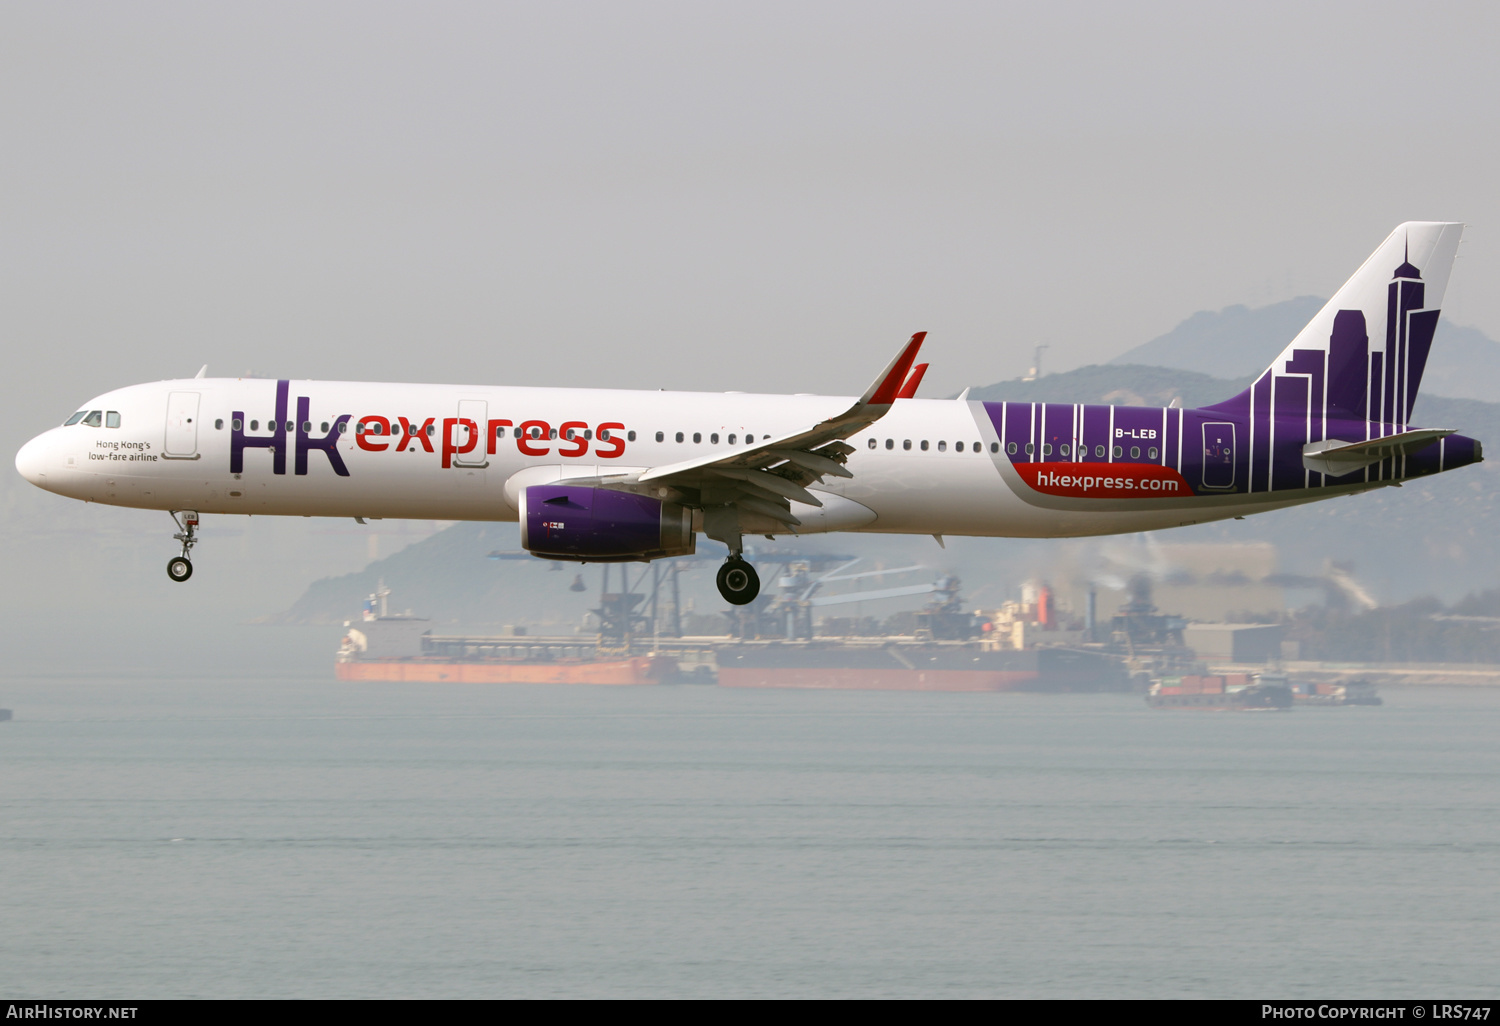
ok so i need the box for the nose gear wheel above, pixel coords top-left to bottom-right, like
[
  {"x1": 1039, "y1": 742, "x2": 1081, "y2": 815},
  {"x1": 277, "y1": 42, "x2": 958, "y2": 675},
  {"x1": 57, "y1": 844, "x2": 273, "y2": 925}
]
[{"x1": 167, "y1": 510, "x2": 200, "y2": 583}]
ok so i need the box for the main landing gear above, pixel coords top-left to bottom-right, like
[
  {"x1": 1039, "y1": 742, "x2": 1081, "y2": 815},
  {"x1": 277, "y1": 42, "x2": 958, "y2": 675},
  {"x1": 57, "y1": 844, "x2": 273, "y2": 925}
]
[
  {"x1": 167, "y1": 510, "x2": 199, "y2": 583},
  {"x1": 716, "y1": 555, "x2": 760, "y2": 605}
]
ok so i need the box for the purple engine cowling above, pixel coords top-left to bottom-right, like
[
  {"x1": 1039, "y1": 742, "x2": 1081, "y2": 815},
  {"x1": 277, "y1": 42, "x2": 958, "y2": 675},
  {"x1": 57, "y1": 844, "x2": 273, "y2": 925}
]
[{"x1": 520, "y1": 484, "x2": 696, "y2": 562}]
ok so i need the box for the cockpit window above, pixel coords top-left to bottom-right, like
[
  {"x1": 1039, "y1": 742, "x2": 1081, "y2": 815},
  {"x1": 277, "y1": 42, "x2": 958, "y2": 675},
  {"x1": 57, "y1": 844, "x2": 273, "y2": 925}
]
[
  {"x1": 105, "y1": 411, "x2": 121, "y2": 428},
  {"x1": 82, "y1": 411, "x2": 103, "y2": 427},
  {"x1": 64, "y1": 411, "x2": 88, "y2": 426}
]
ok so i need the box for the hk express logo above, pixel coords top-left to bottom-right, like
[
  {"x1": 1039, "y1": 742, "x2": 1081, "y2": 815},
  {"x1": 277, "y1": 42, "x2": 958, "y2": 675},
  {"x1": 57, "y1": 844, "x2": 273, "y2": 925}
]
[{"x1": 230, "y1": 381, "x2": 628, "y2": 477}]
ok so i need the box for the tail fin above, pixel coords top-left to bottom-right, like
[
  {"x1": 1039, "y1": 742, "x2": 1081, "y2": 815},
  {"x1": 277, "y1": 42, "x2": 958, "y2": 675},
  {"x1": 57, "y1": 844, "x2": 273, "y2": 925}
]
[{"x1": 1207, "y1": 222, "x2": 1463, "y2": 431}]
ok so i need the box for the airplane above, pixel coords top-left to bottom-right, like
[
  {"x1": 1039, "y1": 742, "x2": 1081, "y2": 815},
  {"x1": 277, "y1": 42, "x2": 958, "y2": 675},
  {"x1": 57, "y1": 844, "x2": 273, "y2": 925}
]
[{"x1": 13, "y1": 221, "x2": 1480, "y2": 606}]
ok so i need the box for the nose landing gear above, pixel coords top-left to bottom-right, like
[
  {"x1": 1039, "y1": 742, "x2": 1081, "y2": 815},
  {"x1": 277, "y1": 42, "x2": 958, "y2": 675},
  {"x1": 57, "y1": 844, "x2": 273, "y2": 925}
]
[
  {"x1": 167, "y1": 510, "x2": 199, "y2": 582},
  {"x1": 716, "y1": 556, "x2": 760, "y2": 605}
]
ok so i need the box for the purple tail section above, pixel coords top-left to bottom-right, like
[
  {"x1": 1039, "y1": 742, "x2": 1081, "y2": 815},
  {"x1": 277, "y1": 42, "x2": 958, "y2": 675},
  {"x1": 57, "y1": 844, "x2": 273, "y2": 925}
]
[{"x1": 983, "y1": 224, "x2": 1480, "y2": 502}]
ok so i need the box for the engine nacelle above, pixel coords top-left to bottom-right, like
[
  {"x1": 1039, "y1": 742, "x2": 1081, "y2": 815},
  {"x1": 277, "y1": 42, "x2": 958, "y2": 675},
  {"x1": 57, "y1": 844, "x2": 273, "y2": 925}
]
[{"x1": 520, "y1": 484, "x2": 696, "y2": 562}]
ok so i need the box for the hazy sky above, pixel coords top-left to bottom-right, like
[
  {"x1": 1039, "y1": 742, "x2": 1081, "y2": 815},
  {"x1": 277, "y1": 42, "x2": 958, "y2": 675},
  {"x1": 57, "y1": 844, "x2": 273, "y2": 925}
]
[{"x1": 6, "y1": 0, "x2": 1500, "y2": 461}]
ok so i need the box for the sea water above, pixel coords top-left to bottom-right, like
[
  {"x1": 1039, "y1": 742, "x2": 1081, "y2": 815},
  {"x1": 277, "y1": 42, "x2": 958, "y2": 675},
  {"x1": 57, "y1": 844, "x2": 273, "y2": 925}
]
[{"x1": 1, "y1": 675, "x2": 1496, "y2": 998}]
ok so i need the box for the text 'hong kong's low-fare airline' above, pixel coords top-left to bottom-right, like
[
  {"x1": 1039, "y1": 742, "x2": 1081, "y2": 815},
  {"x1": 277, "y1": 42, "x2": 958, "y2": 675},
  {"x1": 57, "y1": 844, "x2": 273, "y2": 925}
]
[{"x1": 15, "y1": 222, "x2": 1480, "y2": 604}]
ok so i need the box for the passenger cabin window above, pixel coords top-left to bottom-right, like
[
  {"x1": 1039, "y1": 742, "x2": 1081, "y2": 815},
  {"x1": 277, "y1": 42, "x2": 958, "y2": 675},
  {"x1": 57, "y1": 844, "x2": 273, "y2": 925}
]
[
  {"x1": 627, "y1": 430, "x2": 636, "y2": 441},
  {"x1": 64, "y1": 411, "x2": 88, "y2": 426},
  {"x1": 320, "y1": 422, "x2": 330, "y2": 433},
  {"x1": 955, "y1": 442, "x2": 964, "y2": 452},
  {"x1": 1148, "y1": 446, "x2": 1158, "y2": 459},
  {"x1": 251, "y1": 420, "x2": 260, "y2": 431},
  {"x1": 1095, "y1": 445, "x2": 1105, "y2": 458},
  {"x1": 1130, "y1": 446, "x2": 1140, "y2": 458},
  {"x1": 1058, "y1": 443, "x2": 1068, "y2": 456},
  {"x1": 710, "y1": 433, "x2": 719, "y2": 444},
  {"x1": 214, "y1": 418, "x2": 223, "y2": 430},
  {"x1": 1042, "y1": 443, "x2": 1052, "y2": 456},
  {"x1": 920, "y1": 440, "x2": 929, "y2": 451},
  {"x1": 233, "y1": 418, "x2": 243, "y2": 431},
  {"x1": 728, "y1": 434, "x2": 736, "y2": 444},
  {"x1": 656, "y1": 431, "x2": 665, "y2": 442},
  {"x1": 1112, "y1": 446, "x2": 1123, "y2": 458},
  {"x1": 1024, "y1": 443, "x2": 1034, "y2": 454},
  {"x1": 693, "y1": 432, "x2": 701, "y2": 444},
  {"x1": 106, "y1": 411, "x2": 121, "y2": 428},
  {"x1": 885, "y1": 439, "x2": 894, "y2": 450},
  {"x1": 675, "y1": 432, "x2": 684, "y2": 442},
  {"x1": 937, "y1": 441, "x2": 946, "y2": 452},
  {"x1": 1006, "y1": 442, "x2": 1017, "y2": 454},
  {"x1": 902, "y1": 440, "x2": 912, "y2": 451},
  {"x1": 868, "y1": 438, "x2": 877, "y2": 449}
]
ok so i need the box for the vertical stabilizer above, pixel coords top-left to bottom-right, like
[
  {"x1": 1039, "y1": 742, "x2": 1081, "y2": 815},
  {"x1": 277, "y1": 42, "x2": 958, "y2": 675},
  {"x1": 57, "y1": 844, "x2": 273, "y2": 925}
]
[{"x1": 1207, "y1": 222, "x2": 1463, "y2": 432}]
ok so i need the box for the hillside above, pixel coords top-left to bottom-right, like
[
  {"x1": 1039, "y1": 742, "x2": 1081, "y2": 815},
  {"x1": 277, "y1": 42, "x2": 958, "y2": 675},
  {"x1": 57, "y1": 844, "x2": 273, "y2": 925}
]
[{"x1": 969, "y1": 364, "x2": 1255, "y2": 409}]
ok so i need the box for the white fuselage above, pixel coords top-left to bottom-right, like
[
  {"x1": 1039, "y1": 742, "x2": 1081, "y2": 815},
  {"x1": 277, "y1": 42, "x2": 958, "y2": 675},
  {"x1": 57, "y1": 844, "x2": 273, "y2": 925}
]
[{"x1": 14, "y1": 376, "x2": 1350, "y2": 541}]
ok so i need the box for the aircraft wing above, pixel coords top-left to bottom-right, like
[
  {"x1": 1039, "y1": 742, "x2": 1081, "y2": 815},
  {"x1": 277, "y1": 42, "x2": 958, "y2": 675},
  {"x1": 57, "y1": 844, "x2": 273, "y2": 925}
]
[{"x1": 629, "y1": 332, "x2": 926, "y2": 526}]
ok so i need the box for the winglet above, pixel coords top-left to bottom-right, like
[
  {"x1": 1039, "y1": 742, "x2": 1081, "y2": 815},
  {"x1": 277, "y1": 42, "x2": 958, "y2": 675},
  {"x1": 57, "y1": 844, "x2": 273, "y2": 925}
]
[
  {"x1": 860, "y1": 332, "x2": 926, "y2": 406},
  {"x1": 896, "y1": 363, "x2": 929, "y2": 400}
]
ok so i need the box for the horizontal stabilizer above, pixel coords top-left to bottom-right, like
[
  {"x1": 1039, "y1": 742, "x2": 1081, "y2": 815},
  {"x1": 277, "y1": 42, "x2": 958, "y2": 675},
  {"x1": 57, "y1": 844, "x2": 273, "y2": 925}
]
[{"x1": 1302, "y1": 428, "x2": 1455, "y2": 476}]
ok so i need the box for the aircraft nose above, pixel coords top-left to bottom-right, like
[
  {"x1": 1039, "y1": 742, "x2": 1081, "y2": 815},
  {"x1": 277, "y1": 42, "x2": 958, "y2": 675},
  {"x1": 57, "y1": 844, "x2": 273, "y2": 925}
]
[{"x1": 14, "y1": 432, "x2": 51, "y2": 486}]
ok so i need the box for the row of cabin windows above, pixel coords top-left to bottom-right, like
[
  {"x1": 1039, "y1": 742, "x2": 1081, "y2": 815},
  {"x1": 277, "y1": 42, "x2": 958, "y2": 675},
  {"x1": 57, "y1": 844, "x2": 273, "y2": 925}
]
[
  {"x1": 1004, "y1": 441, "x2": 1160, "y2": 459},
  {"x1": 221, "y1": 419, "x2": 356, "y2": 434},
  {"x1": 653, "y1": 431, "x2": 758, "y2": 444},
  {"x1": 64, "y1": 410, "x2": 121, "y2": 428},
  {"x1": 868, "y1": 438, "x2": 1000, "y2": 453}
]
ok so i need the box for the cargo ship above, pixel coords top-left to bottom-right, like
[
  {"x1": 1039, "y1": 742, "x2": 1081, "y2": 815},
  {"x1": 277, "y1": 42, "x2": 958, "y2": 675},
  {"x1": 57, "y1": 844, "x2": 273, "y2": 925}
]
[
  {"x1": 1145, "y1": 673, "x2": 1293, "y2": 710},
  {"x1": 335, "y1": 584, "x2": 679, "y2": 686},
  {"x1": 716, "y1": 639, "x2": 1131, "y2": 692}
]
